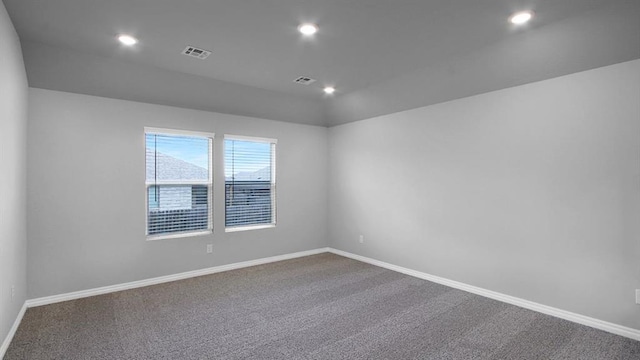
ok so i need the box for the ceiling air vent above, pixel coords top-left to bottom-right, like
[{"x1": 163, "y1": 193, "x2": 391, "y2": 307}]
[
  {"x1": 182, "y1": 46, "x2": 211, "y2": 60},
  {"x1": 293, "y1": 76, "x2": 316, "y2": 85}
]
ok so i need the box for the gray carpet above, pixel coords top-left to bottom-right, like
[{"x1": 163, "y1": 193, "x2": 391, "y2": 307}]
[{"x1": 5, "y1": 253, "x2": 640, "y2": 359}]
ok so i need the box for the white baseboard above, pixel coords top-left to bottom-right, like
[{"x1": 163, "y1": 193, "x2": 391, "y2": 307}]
[
  {"x1": 26, "y1": 247, "x2": 330, "y2": 308},
  {"x1": 0, "y1": 302, "x2": 27, "y2": 359},
  {"x1": 328, "y1": 248, "x2": 640, "y2": 342},
  {"x1": 6, "y1": 245, "x2": 638, "y2": 355},
  {"x1": 3, "y1": 248, "x2": 328, "y2": 356}
]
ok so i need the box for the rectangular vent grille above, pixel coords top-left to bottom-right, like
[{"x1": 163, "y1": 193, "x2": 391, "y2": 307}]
[
  {"x1": 182, "y1": 46, "x2": 211, "y2": 59},
  {"x1": 293, "y1": 76, "x2": 316, "y2": 85}
]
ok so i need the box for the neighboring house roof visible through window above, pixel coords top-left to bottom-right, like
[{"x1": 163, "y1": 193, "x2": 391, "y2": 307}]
[
  {"x1": 146, "y1": 148, "x2": 208, "y2": 181},
  {"x1": 226, "y1": 166, "x2": 271, "y2": 182},
  {"x1": 146, "y1": 148, "x2": 269, "y2": 182}
]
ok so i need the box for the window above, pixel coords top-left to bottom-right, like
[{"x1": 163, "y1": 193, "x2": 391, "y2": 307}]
[
  {"x1": 145, "y1": 128, "x2": 213, "y2": 239},
  {"x1": 224, "y1": 135, "x2": 277, "y2": 231}
]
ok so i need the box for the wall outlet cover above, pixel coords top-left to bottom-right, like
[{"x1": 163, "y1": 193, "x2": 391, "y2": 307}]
[{"x1": 636, "y1": 289, "x2": 640, "y2": 304}]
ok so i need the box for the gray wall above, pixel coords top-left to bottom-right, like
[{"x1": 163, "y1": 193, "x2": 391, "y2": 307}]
[
  {"x1": 0, "y1": 0, "x2": 28, "y2": 345},
  {"x1": 17, "y1": 41, "x2": 640, "y2": 335},
  {"x1": 27, "y1": 88, "x2": 328, "y2": 299},
  {"x1": 328, "y1": 60, "x2": 640, "y2": 330}
]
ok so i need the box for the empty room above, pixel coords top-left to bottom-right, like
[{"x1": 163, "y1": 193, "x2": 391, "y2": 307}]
[{"x1": 1, "y1": 0, "x2": 639, "y2": 359}]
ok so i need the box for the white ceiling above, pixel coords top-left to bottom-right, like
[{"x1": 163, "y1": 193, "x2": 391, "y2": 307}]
[{"x1": 4, "y1": 0, "x2": 640, "y2": 126}]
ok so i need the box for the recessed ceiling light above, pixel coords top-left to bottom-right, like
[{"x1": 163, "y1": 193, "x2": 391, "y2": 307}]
[
  {"x1": 323, "y1": 86, "x2": 336, "y2": 95},
  {"x1": 509, "y1": 11, "x2": 534, "y2": 25},
  {"x1": 117, "y1": 34, "x2": 138, "y2": 46},
  {"x1": 298, "y1": 23, "x2": 318, "y2": 36}
]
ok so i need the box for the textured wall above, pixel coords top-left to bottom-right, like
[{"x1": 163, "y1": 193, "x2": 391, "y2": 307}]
[
  {"x1": 27, "y1": 89, "x2": 328, "y2": 298},
  {"x1": 329, "y1": 60, "x2": 640, "y2": 330}
]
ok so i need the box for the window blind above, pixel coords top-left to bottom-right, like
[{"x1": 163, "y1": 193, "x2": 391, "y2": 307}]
[
  {"x1": 224, "y1": 135, "x2": 277, "y2": 229},
  {"x1": 145, "y1": 129, "x2": 213, "y2": 238}
]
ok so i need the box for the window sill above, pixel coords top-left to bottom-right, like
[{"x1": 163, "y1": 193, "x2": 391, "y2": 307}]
[
  {"x1": 146, "y1": 229, "x2": 212, "y2": 241},
  {"x1": 225, "y1": 224, "x2": 276, "y2": 233}
]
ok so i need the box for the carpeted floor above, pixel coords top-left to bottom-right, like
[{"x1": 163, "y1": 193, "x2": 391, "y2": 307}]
[{"x1": 5, "y1": 253, "x2": 640, "y2": 359}]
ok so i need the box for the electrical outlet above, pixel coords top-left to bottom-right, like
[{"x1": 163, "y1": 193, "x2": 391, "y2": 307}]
[
  {"x1": 636, "y1": 289, "x2": 640, "y2": 304},
  {"x1": 11, "y1": 285, "x2": 15, "y2": 300},
  {"x1": 359, "y1": 235, "x2": 364, "y2": 244},
  {"x1": 206, "y1": 244, "x2": 213, "y2": 254}
]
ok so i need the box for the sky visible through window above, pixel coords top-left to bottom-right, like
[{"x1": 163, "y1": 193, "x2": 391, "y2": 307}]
[{"x1": 144, "y1": 134, "x2": 271, "y2": 178}]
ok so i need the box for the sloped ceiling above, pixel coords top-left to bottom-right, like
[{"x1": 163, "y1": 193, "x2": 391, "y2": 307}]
[{"x1": 5, "y1": 0, "x2": 640, "y2": 126}]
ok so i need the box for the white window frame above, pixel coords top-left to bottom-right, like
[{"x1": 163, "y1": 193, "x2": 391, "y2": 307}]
[
  {"x1": 224, "y1": 134, "x2": 277, "y2": 233},
  {"x1": 145, "y1": 127, "x2": 214, "y2": 240}
]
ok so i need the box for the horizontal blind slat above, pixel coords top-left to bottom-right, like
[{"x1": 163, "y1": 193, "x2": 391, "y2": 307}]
[{"x1": 224, "y1": 138, "x2": 276, "y2": 228}]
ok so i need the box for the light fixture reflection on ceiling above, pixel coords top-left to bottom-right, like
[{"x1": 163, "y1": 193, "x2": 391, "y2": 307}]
[
  {"x1": 323, "y1": 86, "x2": 336, "y2": 95},
  {"x1": 117, "y1": 34, "x2": 138, "y2": 46},
  {"x1": 298, "y1": 23, "x2": 319, "y2": 36},
  {"x1": 509, "y1": 11, "x2": 534, "y2": 25}
]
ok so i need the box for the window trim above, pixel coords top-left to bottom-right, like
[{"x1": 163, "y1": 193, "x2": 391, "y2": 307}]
[
  {"x1": 224, "y1": 134, "x2": 278, "y2": 144},
  {"x1": 224, "y1": 134, "x2": 277, "y2": 232},
  {"x1": 144, "y1": 127, "x2": 214, "y2": 241},
  {"x1": 147, "y1": 230, "x2": 212, "y2": 242},
  {"x1": 225, "y1": 224, "x2": 275, "y2": 233}
]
